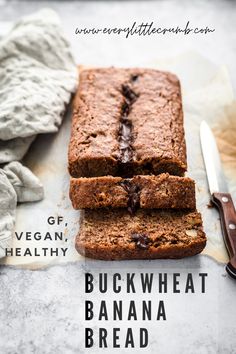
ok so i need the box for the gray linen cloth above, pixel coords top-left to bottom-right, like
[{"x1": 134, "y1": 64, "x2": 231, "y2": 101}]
[
  {"x1": 0, "y1": 170, "x2": 17, "y2": 257},
  {"x1": 0, "y1": 9, "x2": 78, "y2": 257},
  {"x1": 0, "y1": 162, "x2": 44, "y2": 257}
]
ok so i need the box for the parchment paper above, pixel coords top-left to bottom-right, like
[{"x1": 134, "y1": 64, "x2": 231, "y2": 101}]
[{"x1": 1, "y1": 51, "x2": 235, "y2": 268}]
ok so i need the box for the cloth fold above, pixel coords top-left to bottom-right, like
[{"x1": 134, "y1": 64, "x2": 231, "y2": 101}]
[
  {"x1": 0, "y1": 161, "x2": 44, "y2": 258},
  {"x1": 0, "y1": 170, "x2": 16, "y2": 258},
  {"x1": 3, "y1": 161, "x2": 44, "y2": 203},
  {"x1": 0, "y1": 8, "x2": 77, "y2": 161},
  {"x1": 0, "y1": 8, "x2": 77, "y2": 258}
]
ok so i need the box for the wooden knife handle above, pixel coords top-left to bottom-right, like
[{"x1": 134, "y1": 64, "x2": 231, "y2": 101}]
[{"x1": 212, "y1": 192, "x2": 236, "y2": 279}]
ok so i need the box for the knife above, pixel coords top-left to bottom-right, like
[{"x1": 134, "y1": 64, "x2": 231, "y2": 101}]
[{"x1": 200, "y1": 121, "x2": 236, "y2": 279}]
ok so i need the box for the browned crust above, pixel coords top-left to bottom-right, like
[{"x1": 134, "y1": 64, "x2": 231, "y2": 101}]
[
  {"x1": 75, "y1": 209, "x2": 206, "y2": 260},
  {"x1": 70, "y1": 173, "x2": 195, "y2": 210},
  {"x1": 76, "y1": 239, "x2": 206, "y2": 260},
  {"x1": 68, "y1": 67, "x2": 187, "y2": 178}
]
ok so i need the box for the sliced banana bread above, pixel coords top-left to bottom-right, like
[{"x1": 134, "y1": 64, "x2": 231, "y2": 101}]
[
  {"x1": 70, "y1": 173, "x2": 195, "y2": 211},
  {"x1": 76, "y1": 209, "x2": 206, "y2": 260}
]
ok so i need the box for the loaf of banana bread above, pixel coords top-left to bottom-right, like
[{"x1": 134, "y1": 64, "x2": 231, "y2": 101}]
[
  {"x1": 75, "y1": 209, "x2": 206, "y2": 260},
  {"x1": 68, "y1": 68, "x2": 187, "y2": 178},
  {"x1": 70, "y1": 173, "x2": 195, "y2": 211}
]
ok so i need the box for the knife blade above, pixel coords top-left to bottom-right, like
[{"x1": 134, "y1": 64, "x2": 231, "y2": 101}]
[{"x1": 200, "y1": 121, "x2": 236, "y2": 279}]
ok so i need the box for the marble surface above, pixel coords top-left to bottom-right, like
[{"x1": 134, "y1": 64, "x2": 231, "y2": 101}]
[
  {"x1": 0, "y1": 1, "x2": 236, "y2": 353},
  {"x1": 0, "y1": 257, "x2": 235, "y2": 354}
]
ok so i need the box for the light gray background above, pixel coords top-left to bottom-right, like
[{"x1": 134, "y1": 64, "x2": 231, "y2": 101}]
[{"x1": 0, "y1": 1, "x2": 236, "y2": 353}]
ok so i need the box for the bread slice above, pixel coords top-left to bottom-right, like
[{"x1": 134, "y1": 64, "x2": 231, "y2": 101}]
[
  {"x1": 70, "y1": 173, "x2": 195, "y2": 211},
  {"x1": 75, "y1": 209, "x2": 206, "y2": 260},
  {"x1": 68, "y1": 68, "x2": 187, "y2": 178}
]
